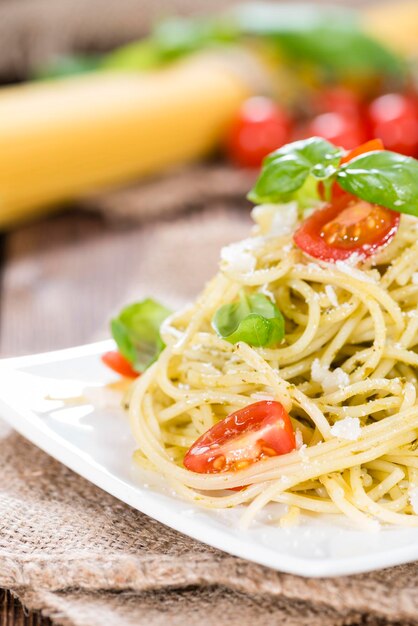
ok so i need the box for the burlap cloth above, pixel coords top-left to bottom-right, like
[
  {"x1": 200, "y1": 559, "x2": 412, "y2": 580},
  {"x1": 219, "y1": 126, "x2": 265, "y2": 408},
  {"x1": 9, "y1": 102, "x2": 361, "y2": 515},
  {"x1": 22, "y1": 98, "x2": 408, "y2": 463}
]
[
  {"x1": 2, "y1": 427, "x2": 418, "y2": 626},
  {"x1": 1, "y1": 205, "x2": 418, "y2": 626}
]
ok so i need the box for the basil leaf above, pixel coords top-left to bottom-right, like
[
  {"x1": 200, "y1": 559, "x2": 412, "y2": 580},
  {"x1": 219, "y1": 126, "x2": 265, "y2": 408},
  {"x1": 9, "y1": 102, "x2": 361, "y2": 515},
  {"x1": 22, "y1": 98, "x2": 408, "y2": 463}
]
[
  {"x1": 233, "y1": 4, "x2": 405, "y2": 78},
  {"x1": 34, "y1": 5, "x2": 403, "y2": 82},
  {"x1": 102, "y1": 41, "x2": 163, "y2": 72},
  {"x1": 248, "y1": 137, "x2": 342, "y2": 204},
  {"x1": 337, "y1": 151, "x2": 418, "y2": 217},
  {"x1": 212, "y1": 293, "x2": 285, "y2": 347},
  {"x1": 152, "y1": 17, "x2": 237, "y2": 61},
  {"x1": 33, "y1": 55, "x2": 102, "y2": 80},
  {"x1": 270, "y1": 27, "x2": 404, "y2": 79},
  {"x1": 233, "y1": 2, "x2": 354, "y2": 35},
  {"x1": 111, "y1": 299, "x2": 172, "y2": 373},
  {"x1": 36, "y1": 6, "x2": 403, "y2": 82},
  {"x1": 102, "y1": 17, "x2": 237, "y2": 71}
]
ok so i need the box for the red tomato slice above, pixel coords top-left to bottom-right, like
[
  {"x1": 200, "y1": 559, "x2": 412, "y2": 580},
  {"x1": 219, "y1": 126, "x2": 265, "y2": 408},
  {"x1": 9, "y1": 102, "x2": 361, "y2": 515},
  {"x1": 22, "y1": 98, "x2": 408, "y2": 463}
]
[
  {"x1": 340, "y1": 138, "x2": 384, "y2": 164},
  {"x1": 183, "y1": 401, "x2": 296, "y2": 474},
  {"x1": 226, "y1": 97, "x2": 293, "y2": 168},
  {"x1": 294, "y1": 195, "x2": 400, "y2": 262},
  {"x1": 101, "y1": 350, "x2": 139, "y2": 378}
]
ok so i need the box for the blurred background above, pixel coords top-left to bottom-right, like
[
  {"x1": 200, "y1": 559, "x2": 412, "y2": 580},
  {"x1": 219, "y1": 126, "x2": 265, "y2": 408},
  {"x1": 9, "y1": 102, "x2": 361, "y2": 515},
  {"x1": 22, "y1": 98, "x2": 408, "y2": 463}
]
[{"x1": 0, "y1": 0, "x2": 417, "y2": 358}]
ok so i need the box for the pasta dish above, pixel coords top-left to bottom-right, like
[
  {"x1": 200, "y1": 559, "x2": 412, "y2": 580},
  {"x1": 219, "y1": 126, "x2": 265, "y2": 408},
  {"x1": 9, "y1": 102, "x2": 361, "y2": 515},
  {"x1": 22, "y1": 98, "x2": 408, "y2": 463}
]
[{"x1": 103, "y1": 137, "x2": 418, "y2": 529}]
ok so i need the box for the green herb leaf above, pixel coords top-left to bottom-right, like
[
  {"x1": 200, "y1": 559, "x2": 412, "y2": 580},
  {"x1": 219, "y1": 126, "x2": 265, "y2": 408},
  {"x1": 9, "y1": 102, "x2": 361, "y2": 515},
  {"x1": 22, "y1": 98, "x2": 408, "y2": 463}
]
[
  {"x1": 110, "y1": 299, "x2": 172, "y2": 373},
  {"x1": 32, "y1": 55, "x2": 102, "y2": 80},
  {"x1": 233, "y1": 4, "x2": 405, "y2": 79},
  {"x1": 152, "y1": 17, "x2": 238, "y2": 61},
  {"x1": 248, "y1": 137, "x2": 342, "y2": 204},
  {"x1": 102, "y1": 41, "x2": 163, "y2": 72},
  {"x1": 212, "y1": 292, "x2": 285, "y2": 347},
  {"x1": 35, "y1": 5, "x2": 404, "y2": 81},
  {"x1": 102, "y1": 17, "x2": 237, "y2": 71},
  {"x1": 337, "y1": 151, "x2": 418, "y2": 217},
  {"x1": 271, "y1": 27, "x2": 404, "y2": 79}
]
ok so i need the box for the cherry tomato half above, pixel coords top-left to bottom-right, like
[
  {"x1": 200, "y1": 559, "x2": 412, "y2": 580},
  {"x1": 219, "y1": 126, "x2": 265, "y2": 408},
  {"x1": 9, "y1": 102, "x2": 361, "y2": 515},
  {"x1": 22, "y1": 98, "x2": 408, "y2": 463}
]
[
  {"x1": 226, "y1": 97, "x2": 292, "y2": 168},
  {"x1": 294, "y1": 194, "x2": 400, "y2": 262},
  {"x1": 101, "y1": 350, "x2": 139, "y2": 378},
  {"x1": 368, "y1": 93, "x2": 418, "y2": 157},
  {"x1": 340, "y1": 138, "x2": 384, "y2": 164},
  {"x1": 183, "y1": 400, "x2": 296, "y2": 474},
  {"x1": 305, "y1": 112, "x2": 368, "y2": 150}
]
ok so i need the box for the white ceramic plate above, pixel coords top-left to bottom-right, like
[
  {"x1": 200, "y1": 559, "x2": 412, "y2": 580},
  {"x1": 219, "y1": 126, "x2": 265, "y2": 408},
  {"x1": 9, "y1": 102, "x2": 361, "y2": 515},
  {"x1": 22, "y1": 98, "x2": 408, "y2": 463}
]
[{"x1": 0, "y1": 341, "x2": 417, "y2": 578}]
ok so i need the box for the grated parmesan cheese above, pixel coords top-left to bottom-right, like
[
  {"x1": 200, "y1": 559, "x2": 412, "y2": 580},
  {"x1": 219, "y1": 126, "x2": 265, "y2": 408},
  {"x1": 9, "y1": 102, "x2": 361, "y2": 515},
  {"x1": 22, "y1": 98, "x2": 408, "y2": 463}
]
[
  {"x1": 330, "y1": 417, "x2": 362, "y2": 441},
  {"x1": 295, "y1": 428, "x2": 304, "y2": 450},
  {"x1": 220, "y1": 238, "x2": 263, "y2": 274},
  {"x1": 259, "y1": 283, "x2": 275, "y2": 302},
  {"x1": 325, "y1": 284, "x2": 338, "y2": 307},
  {"x1": 270, "y1": 202, "x2": 298, "y2": 236},
  {"x1": 251, "y1": 202, "x2": 298, "y2": 236},
  {"x1": 311, "y1": 359, "x2": 350, "y2": 394}
]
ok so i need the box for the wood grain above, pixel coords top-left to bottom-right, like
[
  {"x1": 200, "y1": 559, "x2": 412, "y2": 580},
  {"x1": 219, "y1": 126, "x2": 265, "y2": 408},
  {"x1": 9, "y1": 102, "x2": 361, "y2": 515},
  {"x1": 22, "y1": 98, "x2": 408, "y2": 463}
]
[
  {"x1": 0, "y1": 212, "x2": 142, "y2": 625},
  {"x1": 0, "y1": 206, "x2": 251, "y2": 625},
  {"x1": 0, "y1": 590, "x2": 51, "y2": 626},
  {"x1": 0, "y1": 207, "x2": 250, "y2": 355},
  {"x1": 0, "y1": 212, "x2": 144, "y2": 625}
]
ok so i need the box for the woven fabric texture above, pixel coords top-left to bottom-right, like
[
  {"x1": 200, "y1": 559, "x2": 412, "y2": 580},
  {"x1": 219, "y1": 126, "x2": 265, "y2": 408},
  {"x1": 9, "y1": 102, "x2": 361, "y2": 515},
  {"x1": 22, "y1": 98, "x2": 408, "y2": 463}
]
[
  {"x1": 2, "y1": 431, "x2": 418, "y2": 626},
  {"x1": 1, "y1": 208, "x2": 418, "y2": 626}
]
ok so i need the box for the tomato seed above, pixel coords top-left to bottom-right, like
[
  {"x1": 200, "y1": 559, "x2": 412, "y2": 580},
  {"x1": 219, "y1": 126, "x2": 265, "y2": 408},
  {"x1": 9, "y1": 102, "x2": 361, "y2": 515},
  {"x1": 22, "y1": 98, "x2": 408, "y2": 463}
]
[
  {"x1": 234, "y1": 460, "x2": 251, "y2": 470},
  {"x1": 325, "y1": 232, "x2": 338, "y2": 244},
  {"x1": 261, "y1": 446, "x2": 278, "y2": 457},
  {"x1": 212, "y1": 455, "x2": 226, "y2": 470}
]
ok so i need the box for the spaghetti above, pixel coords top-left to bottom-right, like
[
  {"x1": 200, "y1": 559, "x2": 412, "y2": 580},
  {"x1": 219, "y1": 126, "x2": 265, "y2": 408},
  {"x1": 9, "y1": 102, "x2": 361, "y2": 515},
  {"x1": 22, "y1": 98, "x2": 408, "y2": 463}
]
[{"x1": 127, "y1": 206, "x2": 418, "y2": 529}]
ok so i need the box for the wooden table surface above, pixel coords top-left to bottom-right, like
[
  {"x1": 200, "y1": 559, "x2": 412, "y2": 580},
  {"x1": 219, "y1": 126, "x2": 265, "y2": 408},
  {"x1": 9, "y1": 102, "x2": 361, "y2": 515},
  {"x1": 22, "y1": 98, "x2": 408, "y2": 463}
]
[
  {"x1": 0, "y1": 204, "x2": 250, "y2": 625},
  {"x1": 0, "y1": 210, "x2": 166, "y2": 625}
]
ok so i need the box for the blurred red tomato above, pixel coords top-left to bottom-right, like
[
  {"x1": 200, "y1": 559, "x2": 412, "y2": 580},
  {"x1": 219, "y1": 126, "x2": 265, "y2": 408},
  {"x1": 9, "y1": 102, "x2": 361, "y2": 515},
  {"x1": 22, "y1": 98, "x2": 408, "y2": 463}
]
[
  {"x1": 226, "y1": 97, "x2": 292, "y2": 168},
  {"x1": 312, "y1": 86, "x2": 363, "y2": 119},
  {"x1": 367, "y1": 93, "x2": 418, "y2": 157},
  {"x1": 305, "y1": 111, "x2": 368, "y2": 150}
]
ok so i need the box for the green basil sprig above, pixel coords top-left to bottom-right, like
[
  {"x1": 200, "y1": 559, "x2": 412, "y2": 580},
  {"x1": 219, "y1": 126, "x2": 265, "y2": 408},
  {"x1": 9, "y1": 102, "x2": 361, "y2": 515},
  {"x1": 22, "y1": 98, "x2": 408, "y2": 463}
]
[
  {"x1": 337, "y1": 151, "x2": 418, "y2": 216},
  {"x1": 103, "y1": 5, "x2": 404, "y2": 78},
  {"x1": 248, "y1": 137, "x2": 342, "y2": 204},
  {"x1": 103, "y1": 17, "x2": 236, "y2": 71},
  {"x1": 35, "y1": 5, "x2": 404, "y2": 82},
  {"x1": 111, "y1": 299, "x2": 172, "y2": 373},
  {"x1": 249, "y1": 138, "x2": 418, "y2": 220},
  {"x1": 32, "y1": 54, "x2": 102, "y2": 81},
  {"x1": 212, "y1": 292, "x2": 285, "y2": 347},
  {"x1": 233, "y1": 4, "x2": 405, "y2": 78}
]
